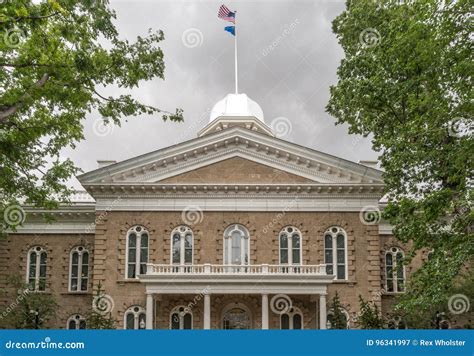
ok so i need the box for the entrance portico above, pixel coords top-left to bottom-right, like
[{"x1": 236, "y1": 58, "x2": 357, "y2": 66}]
[{"x1": 139, "y1": 263, "x2": 334, "y2": 329}]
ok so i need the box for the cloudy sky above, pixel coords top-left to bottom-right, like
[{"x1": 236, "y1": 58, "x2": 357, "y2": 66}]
[{"x1": 65, "y1": 0, "x2": 378, "y2": 188}]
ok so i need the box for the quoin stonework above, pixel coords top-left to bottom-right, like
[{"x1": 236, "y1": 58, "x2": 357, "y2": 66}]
[{"x1": 0, "y1": 93, "x2": 461, "y2": 329}]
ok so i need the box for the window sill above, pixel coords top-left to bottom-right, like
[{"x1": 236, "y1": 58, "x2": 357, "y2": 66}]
[
  {"x1": 118, "y1": 279, "x2": 141, "y2": 284},
  {"x1": 62, "y1": 291, "x2": 91, "y2": 296},
  {"x1": 383, "y1": 292, "x2": 405, "y2": 296}
]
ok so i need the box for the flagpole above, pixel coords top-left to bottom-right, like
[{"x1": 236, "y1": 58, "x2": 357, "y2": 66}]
[{"x1": 234, "y1": 11, "x2": 238, "y2": 94}]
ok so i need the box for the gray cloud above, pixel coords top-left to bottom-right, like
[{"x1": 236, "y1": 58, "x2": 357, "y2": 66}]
[{"x1": 64, "y1": 0, "x2": 378, "y2": 188}]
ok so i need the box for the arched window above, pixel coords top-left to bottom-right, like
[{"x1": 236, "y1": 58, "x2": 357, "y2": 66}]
[
  {"x1": 124, "y1": 306, "x2": 146, "y2": 329},
  {"x1": 170, "y1": 306, "x2": 192, "y2": 329},
  {"x1": 27, "y1": 246, "x2": 47, "y2": 291},
  {"x1": 279, "y1": 226, "x2": 302, "y2": 265},
  {"x1": 67, "y1": 314, "x2": 86, "y2": 329},
  {"x1": 223, "y1": 224, "x2": 250, "y2": 266},
  {"x1": 385, "y1": 247, "x2": 405, "y2": 293},
  {"x1": 280, "y1": 306, "x2": 303, "y2": 329},
  {"x1": 324, "y1": 227, "x2": 347, "y2": 280},
  {"x1": 126, "y1": 226, "x2": 149, "y2": 279},
  {"x1": 222, "y1": 304, "x2": 251, "y2": 329},
  {"x1": 171, "y1": 226, "x2": 193, "y2": 266},
  {"x1": 69, "y1": 246, "x2": 89, "y2": 292},
  {"x1": 327, "y1": 308, "x2": 350, "y2": 329},
  {"x1": 387, "y1": 316, "x2": 407, "y2": 329}
]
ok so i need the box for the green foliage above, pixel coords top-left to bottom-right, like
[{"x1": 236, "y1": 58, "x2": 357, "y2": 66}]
[
  {"x1": 0, "y1": 275, "x2": 57, "y2": 329},
  {"x1": 356, "y1": 295, "x2": 383, "y2": 329},
  {"x1": 85, "y1": 282, "x2": 115, "y2": 329},
  {"x1": 327, "y1": 0, "x2": 473, "y2": 315},
  {"x1": 328, "y1": 292, "x2": 349, "y2": 329},
  {"x1": 0, "y1": 0, "x2": 183, "y2": 233}
]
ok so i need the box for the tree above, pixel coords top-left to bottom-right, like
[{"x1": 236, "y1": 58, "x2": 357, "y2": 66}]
[
  {"x1": 85, "y1": 282, "x2": 115, "y2": 329},
  {"x1": 328, "y1": 292, "x2": 348, "y2": 329},
  {"x1": 0, "y1": 0, "x2": 183, "y2": 233},
  {"x1": 0, "y1": 275, "x2": 57, "y2": 329},
  {"x1": 327, "y1": 0, "x2": 473, "y2": 315},
  {"x1": 356, "y1": 295, "x2": 383, "y2": 329}
]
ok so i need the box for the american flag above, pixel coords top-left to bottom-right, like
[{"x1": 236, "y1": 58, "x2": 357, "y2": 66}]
[{"x1": 218, "y1": 4, "x2": 235, "y2": 23}]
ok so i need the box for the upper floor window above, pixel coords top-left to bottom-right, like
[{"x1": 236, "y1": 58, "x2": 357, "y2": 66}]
[
  {"x1": 170, "y1": 306, "x2": 192, "y2": 329},
  {"x1": 27, "y1": 246, "x2": 47, "y2": 291},
  {"x1": 69, "y1": 246, "x2": 89, "y2": 292},
  {"x1": 126, "y1": 226, "x2": 149, "y2": 279},
  {"x1": 67, "y1": 314, "x2": 86, "y2": 329},
  {"x1": 279, "y1": 226, "x2": 302, "y2": 265},
  {"x1": 324, "y1": 227, "x2": 347, "y2": 280},
  {"x1": 280, "y1": 307, "x2": 303, "y2": 329},
  {"x1": 223, "y1": 224, "x2": 249, "y2": 266},
  {"x1": 124, "y1": 306, "x2": 146, "y2": 329},
  {"x1": 385, "y1": 247, "x2": 405, "y2": 293},
  {"x1": 171, "y1": 226, "x2": 193, "y2": 265}
]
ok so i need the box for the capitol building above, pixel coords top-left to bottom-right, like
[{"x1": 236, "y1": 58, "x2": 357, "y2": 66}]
[{"x1": 1, "y1": 93, "x2": 432, "y2": 329}]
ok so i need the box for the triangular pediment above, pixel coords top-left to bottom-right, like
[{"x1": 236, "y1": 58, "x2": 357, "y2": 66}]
[
  {"x1": 78, "y1": 127, "x2": 383, "y2": 187},
  {"x1": 158, "y1": 157, "x2": 316, "y2": 184}
]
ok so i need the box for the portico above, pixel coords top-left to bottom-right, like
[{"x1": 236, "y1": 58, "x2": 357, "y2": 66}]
[{"x1": 139, "y1": 263, "x2": 334, "y2": 329}]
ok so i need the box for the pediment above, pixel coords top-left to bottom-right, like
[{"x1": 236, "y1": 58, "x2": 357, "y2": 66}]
[
  {"x1": 158, "y1": 157, "x2": 316, "y2": 184},
  {"x1": 78, "y1": 127, "x2": 383, "y2": 187}
]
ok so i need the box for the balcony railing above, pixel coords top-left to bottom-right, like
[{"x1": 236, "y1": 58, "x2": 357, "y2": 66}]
[{"x1": 146, "y1": 263, "x2": 327, "y2": 275}]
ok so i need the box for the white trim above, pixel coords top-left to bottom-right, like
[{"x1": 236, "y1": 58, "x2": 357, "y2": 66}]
[
  {"x1": 125, "y1": 226, "x2": 149, "y2": 279},
  {"x1": 66, "y1": 314, "x2": 86, "y2": 330},
  {"x1": 280, "y1": 306, "x2": 304, "y2": 330},
  {"x1": 26, "y1": 246, "x2": 47, "y2": 292},
  {"x1": 278, "y1": 226, "x2": 302, "y2": 265},
  {"x1": 223, "y1": 224, "x2": 250, "y2": 266},
  {"x1": 170, "y1": 226, "x2": 194, "y2": 265},
  {"x1": 124, "y1": 306, "x2": 146, "y2": 330},
  {"x1": 385, "y1": 247, "x2": 406, "y2": 293},
  {"x1": 324, "y1": 227, "x2": 348, "y2": 281},
  {"x1": 68, "y1": 246, "x2": 90, "y2": 292},
  {"x1": 169, "y1": 305, "x2": 193, "y2": 330}
]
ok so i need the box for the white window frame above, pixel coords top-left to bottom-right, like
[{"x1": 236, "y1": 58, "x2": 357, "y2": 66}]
[
  {"x1": 68, "y1": 246, "x2": 89, "y2": 292},
  {"x1": 223, "y1": 224, "x2": 250, "y2": 266},
  {"x1": 323, "y1": 226, "x2": 348, "y2": 280},
  {"x1": 124, "y1": 306, "x2": 146, "y2": 329},
  {"x1": 279, "y1": 226, "x2": 302, "y2": 265},
  {"x1": 26, "y1": 246, "x2": 47, "y2": 291},
  {"x1": 125, "y1": 226, "x2": 149, "y2": 279},
  {"x1": 385, "y1": 247, "x2": 406, "y2": 293},
  {"x1": 169, "y1": 306, "x2": 193, "y2": 330},
  {"x1": 170, "y1": 226, "x2": 194, "y2": 265},
  {"x1": 67, "y1": 314, "x2": 86, "y2": 329},
  {"x1": 280, "y1": 306, "x2": 303, "y2": 329}
]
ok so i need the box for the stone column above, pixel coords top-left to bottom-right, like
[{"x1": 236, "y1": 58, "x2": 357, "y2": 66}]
[
  {"x1": 319, "y1": 293, "x2": 327, "y2": 329},
  {"x1": 204, "y1": 293, "x2": 211, "y2": 329},
  {"x1": 261, "y1": 294, "x2": 269, "y2": 329},
  {"x1": 146, "y1": 293, "x2": 154, "y2": 329}
]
